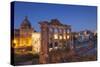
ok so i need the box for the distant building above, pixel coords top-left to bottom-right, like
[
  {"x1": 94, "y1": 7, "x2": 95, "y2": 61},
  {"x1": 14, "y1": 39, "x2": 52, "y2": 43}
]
[
  {"x1": 77, "y1": 30, "x2": 94, "y2": 42},
  {"x1": 13, "y1": 16, "x2": 34, "y2": 49}
]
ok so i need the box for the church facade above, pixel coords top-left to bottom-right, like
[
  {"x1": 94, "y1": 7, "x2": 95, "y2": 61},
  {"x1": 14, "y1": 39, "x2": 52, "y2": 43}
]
[{"x1": 13, "y1": 17, "x2": 41, "y2": 53}]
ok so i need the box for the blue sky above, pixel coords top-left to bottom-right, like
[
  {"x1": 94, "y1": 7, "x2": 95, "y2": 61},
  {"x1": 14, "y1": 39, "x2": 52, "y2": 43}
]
[{"x1": 13, "y1": 1, "x2": 97, "y2": 32}]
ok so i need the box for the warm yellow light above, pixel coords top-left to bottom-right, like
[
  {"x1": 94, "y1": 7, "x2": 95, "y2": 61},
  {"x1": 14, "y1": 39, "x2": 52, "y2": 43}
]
[
  {"x1": 54, "y1": 34, "x2": 58, "y2": 39},
  {"x1": 59, "y1": 36, "x2": 62, "y2": 39},
  {"x1": 67, "y1": 35, "x2": 70, "y2": 39},
  {"x1": 13, "y1": 39, "x2": 17, "y2": 44},
  {"x1": 32, "y1": 33, "x2": 40, "y2": 53},
  {"x1": 64, "y1": 36, "x2": 66, "y2": 39}
]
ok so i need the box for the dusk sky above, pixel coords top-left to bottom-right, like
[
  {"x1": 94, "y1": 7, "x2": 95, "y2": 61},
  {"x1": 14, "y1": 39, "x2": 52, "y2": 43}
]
[{"x1": 13, "y1": 1, "x2": 97, "y2": 32}]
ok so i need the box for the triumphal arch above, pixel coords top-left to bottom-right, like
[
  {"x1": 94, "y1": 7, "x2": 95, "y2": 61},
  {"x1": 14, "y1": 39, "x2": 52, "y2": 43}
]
[{"x1": 39, "y1": 19, "x2": 74, "y2": 64}]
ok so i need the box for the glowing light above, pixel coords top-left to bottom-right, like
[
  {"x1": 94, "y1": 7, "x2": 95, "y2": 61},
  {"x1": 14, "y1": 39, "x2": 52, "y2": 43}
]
[
  {"x1": 32, "y1": 33, "x2": 40, "y2": 53},
  {"x1": 54, "y1": 34, "x2": 58, "y2": 39},
  {"x1": 59, "y1": 36, "x2": 62, "y2": 39},
  {"x1": 13, "y1": 39, "x2": 17, "y2": 44},
  {"x1": 64, "y1": 35, "x2": 66, "y2": 39},
  {"x1": 49, "y1": 48, "x2": 53, "y2": 52},
  {"x1": 67, "y1": 35, "x2": 70, "y2": 39}
]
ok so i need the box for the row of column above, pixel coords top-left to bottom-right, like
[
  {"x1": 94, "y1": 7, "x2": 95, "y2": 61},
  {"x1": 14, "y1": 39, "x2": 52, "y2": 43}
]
[
  {"x1": 49, "y1": 26, "x2": 71, "y2": 49},
  {"x1": 39, "y1": 22, "x2": 73, "y2": 64}
]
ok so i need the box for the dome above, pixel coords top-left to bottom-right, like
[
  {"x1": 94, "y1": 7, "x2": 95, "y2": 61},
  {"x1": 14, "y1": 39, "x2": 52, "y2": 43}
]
[{"x1": 20, "y1": 16, "x2": 32, "y2": 29}]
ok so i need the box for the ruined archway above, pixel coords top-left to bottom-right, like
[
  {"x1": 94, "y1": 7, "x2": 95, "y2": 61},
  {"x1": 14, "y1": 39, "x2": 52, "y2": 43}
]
[{"x1": 39, "y1": 19, "x2": 74, "y2": 64}]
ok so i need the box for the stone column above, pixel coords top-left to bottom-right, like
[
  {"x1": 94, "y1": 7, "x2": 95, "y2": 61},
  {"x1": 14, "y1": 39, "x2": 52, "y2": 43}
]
[
  {"x1": 52, "y1": 27, "x2": 55, "y2": 49},
  {"x1": 71, "y1": 34, "x2": 74, "y2": 49},
  {"x1": 69, "y1": 28, "x2": 73, "y2": 50},
  {"x1": 39, "y1": 22, "x2": 49, "y2": 64},
  {"x1": 48, "y1": 27, "x2": 52, "y2": 46},
  {"x1": 61, "y1": 28, "x2": 64, "y2": 40},
  {"x1": 65, "y1": 28, "x2": 68, "y2": 40},
  {"x1": 57, "y1": 28, "x2": 60, "y2": 47},
  {"x1": 65, "y1": 28, "x2": 68, "y2": 48},
  {"x1": 61, "y1": 28, "x2": 64, "y2": 48}
]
